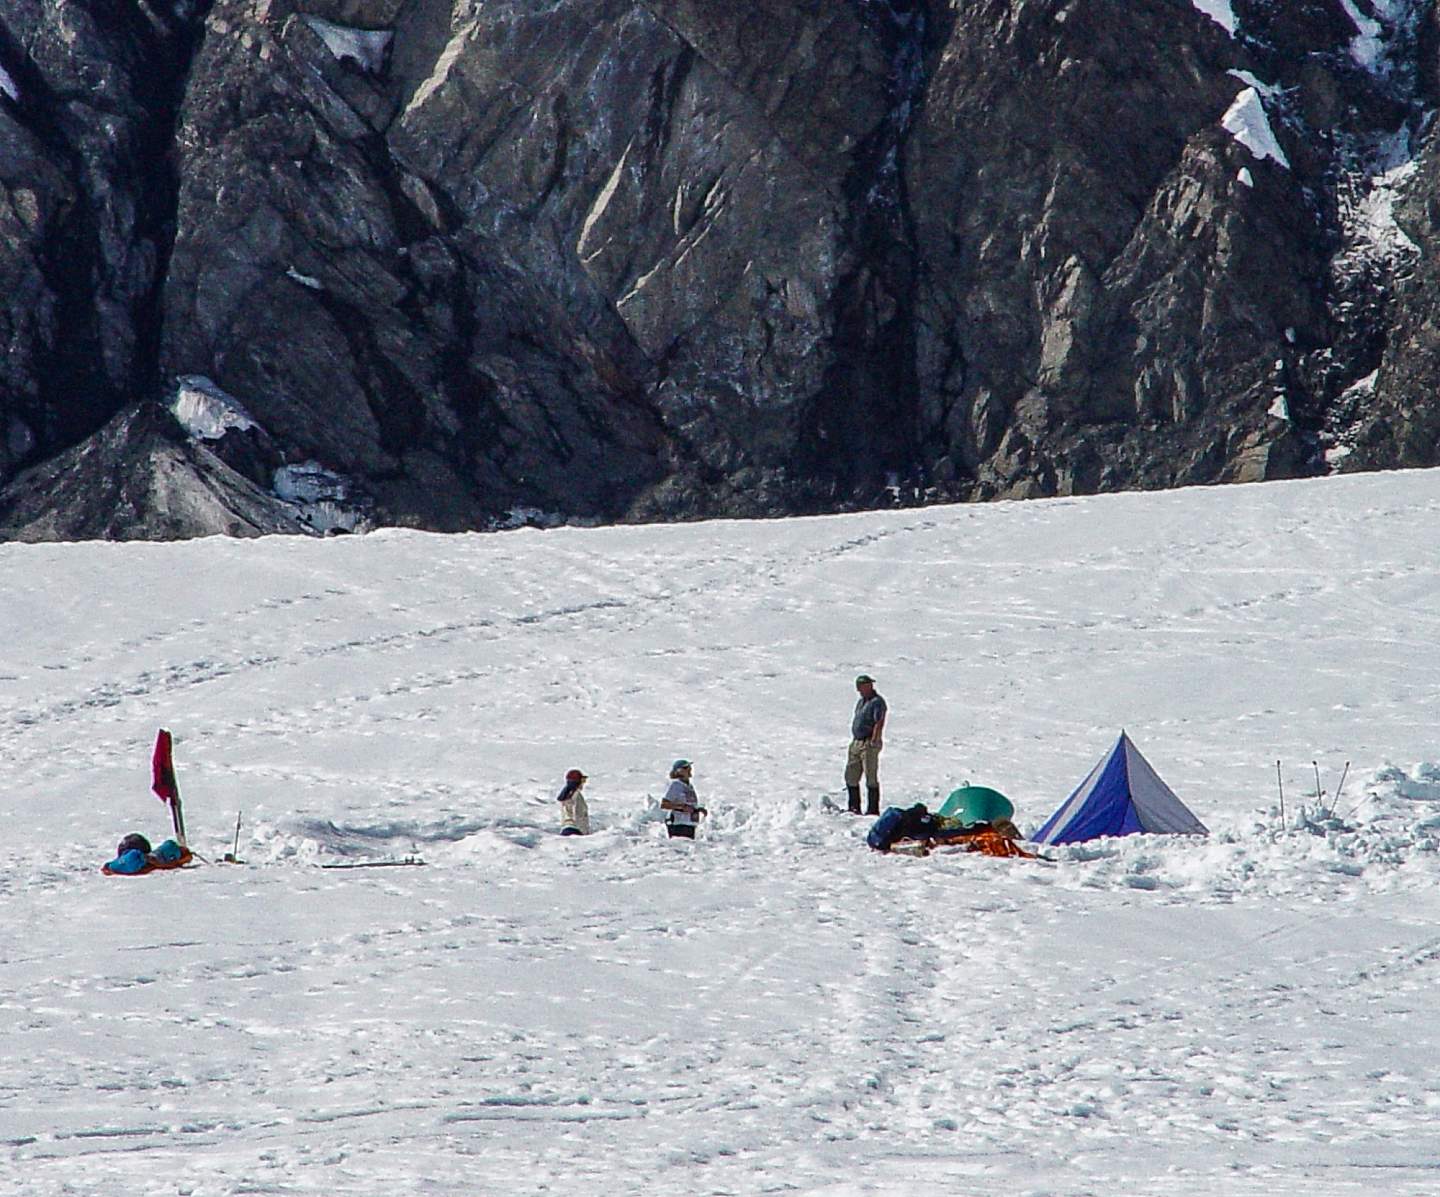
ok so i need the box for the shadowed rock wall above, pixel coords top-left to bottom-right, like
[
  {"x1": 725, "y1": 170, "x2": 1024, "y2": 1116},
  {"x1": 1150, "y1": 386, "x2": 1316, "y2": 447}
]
[{"x1": 1, "y1": 0, "x2": 1436, "y2": 539}]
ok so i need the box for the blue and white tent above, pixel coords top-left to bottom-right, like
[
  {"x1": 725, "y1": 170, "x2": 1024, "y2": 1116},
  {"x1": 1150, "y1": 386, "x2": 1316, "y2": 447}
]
[{"x1": 1032, "y1": 732, "x2": 1207, "y2": 845}]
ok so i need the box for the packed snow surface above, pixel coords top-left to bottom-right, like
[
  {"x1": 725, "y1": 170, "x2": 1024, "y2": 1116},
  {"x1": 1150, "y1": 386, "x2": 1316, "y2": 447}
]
[{"x1": 4, "y1": 471, "x2": 1440, "y2": 1195}]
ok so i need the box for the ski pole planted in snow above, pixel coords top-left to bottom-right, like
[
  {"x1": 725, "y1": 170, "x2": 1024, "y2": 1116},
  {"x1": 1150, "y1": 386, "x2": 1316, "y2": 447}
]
[
  {"x1": 224, "y1": 811, "x2": 243, "y2": 863},
  {"x1": 1276, "y1": 760, "x2": 1285, "y2": 827}
]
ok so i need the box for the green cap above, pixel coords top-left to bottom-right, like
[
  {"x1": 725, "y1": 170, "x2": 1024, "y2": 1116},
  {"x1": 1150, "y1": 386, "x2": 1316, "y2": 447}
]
[{"x1": 855, "y1": 674, "x2": 875, "y2": 685}]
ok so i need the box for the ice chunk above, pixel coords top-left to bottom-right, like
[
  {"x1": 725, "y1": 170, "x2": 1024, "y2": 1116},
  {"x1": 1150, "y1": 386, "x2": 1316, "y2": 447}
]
[
  {"x1": 273, "y1": 462, "x2": 367, "y2": 534},
  {"x1": 274, "y1": 461, "x2": 348, "y2": 505},
  {"x1": 170, "y1": 375, "x2": 257, "y2": 441}
]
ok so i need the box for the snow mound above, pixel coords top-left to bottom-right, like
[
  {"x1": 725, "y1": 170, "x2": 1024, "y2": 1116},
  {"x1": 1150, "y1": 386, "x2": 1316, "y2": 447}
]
[{"x1": 1028, "y1": 763, "x2": 1440, "y2": 902}]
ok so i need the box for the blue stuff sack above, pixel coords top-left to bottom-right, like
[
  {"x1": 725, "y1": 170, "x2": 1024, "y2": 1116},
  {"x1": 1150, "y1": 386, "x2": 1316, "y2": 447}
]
[
  {"x1": 153, "y1": 839, "x2": 184, "y2": 863},
  {"x1": 106, "y1": 848, "x2": 148, "y2": 875},
  {"x1": 866, "y1": 807, "x2": 905, "y2": 851}
]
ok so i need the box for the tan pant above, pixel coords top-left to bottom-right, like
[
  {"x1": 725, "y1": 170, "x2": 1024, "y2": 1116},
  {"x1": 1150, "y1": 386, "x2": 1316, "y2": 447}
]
[{"x1": 845, "y1": 739, "x2": 881, "y2": 788}]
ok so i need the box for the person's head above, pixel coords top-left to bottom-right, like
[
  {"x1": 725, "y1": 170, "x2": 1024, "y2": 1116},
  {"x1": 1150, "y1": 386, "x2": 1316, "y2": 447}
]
[
  {"x1": 116, "y1": 832, "x2": 151, "y2": 857},
  {"x1": 565, "y1": 768, "x2": 587, "y2": 787},
  {"x1": 670, "y1": 759, "x2": 693, "y2": 780},
  {"x1": 855, "y1": 673, "x2": 876, "y2": 696}
]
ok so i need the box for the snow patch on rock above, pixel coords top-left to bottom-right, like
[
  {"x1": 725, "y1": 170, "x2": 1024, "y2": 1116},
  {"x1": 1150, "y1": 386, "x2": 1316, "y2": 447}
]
[
  {"x1": 1337, "y1": 0, "x2": 1386, "y2": 69},
  {"x1": 286, "y1": 266, "x2": 322, "y2": 291},
  {"x1": 302, "y1": 17, "x2": 392, "y2": 74},
  {"x1": 0, "y1": 64, "x2": 18, "y2": 103},
  {"x1": 1335, "y1": 130, "x2": 1421, "y2": 279},
  {"x1": 1221, "y1": 87, "x2": 1290, "y2": 169},
  {"x1": 1336, "y1": 0, "x2": 1421, "y2": 75},
  {"x1": 1190, "y1": 0, "x2": 1237, "y2": 36}
]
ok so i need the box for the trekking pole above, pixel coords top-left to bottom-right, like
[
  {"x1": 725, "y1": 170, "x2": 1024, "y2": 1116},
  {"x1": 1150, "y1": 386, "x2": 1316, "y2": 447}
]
[
  {"x1": 1276, "y1": 760, "x2": 1285, "y2": 827},
  {"x1": 224, "y1": 811, "x2": 242, "y2": 863},
  {"x1": 1329, "y1": 762, "x2": 1350, "y2": 817},
  {"x1": 171, "y1": 778, "x2": 188, "y2": 849}
]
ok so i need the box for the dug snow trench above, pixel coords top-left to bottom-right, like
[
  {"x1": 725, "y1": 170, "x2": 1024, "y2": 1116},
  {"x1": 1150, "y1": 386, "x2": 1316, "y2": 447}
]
[{"x1": 3, "y1": 471, "x2": 1440, "y2": 1195}]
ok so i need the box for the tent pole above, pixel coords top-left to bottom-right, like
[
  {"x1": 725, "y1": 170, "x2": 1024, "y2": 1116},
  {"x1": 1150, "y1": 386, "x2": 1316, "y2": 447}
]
[{"x1": 1276, "y1": 760, "x2": 1285, "y2": 827}]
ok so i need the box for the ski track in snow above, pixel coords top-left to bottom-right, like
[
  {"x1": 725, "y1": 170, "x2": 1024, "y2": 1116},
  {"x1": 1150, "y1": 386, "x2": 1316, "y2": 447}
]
[{"x1": 4, "y1": 472, "x2": 1440, "y2": 1194}]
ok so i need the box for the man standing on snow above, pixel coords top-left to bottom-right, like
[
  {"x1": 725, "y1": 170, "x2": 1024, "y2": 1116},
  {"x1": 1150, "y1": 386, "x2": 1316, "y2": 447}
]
[
  {"x1": 845, "y1": 674, "x2": 887, "y2": 816},
  {"x1": 661, "y1": 759, "x2": 706, "y2": 839}
]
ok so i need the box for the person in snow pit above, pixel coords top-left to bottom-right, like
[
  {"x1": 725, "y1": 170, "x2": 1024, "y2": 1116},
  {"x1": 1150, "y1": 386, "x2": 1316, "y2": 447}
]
[
  {"x1": 845, "y1": 674, "x2": 888, "y2": 816},
  {"x1": 661, "y1": 759, "x2": 707, "y2": 839},
  {"x1": 557, "y1": 768, "x2": 590, "y2": 835}
]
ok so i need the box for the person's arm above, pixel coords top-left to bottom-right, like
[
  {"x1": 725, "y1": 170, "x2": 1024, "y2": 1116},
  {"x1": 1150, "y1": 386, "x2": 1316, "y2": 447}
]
[
  {"x1": 870, "y1": 708, "x2": 886, "y2": 748},
  {"x1": 661, "y1": 781, "x2": 693, "y2": 813}
]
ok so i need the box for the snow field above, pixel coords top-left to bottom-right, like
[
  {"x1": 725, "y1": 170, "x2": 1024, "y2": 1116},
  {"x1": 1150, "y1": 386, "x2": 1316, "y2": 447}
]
[{"x1": 3, "y1": 470, "x2": 1440, "y2": 1194}]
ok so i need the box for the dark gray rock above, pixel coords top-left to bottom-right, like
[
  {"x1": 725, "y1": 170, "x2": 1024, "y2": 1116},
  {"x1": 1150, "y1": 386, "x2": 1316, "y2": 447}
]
[
  {"x1": 0, "y1": 0, "x2": 1437, "y2": 538},
  {"x1": 0, "y1": 401, "x2": 316, "y2": 541},
  {"x1": 0, "y1": 0, "x2": 201, "y2": 487}
]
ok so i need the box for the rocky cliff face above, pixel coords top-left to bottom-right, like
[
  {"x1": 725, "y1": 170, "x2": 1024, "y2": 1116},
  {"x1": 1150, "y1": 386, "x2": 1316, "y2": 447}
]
[{"x1": 0, "y1": 0, "x2": 1435, "y2": 540}]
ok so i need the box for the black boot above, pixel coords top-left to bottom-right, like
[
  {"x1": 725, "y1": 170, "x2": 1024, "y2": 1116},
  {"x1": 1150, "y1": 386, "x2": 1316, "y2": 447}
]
[
  {"x1": 847, "y1": 784, "x2": 862, "y2": 814},
  {"x1": 866, "y1": 786, "x2": 881, "y2": 817}
]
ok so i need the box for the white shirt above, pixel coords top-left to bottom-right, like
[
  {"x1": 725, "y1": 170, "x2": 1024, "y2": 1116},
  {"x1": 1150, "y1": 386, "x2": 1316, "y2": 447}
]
[{"x1": 664, "y1": 778, "x2": 699, "y2": 827}]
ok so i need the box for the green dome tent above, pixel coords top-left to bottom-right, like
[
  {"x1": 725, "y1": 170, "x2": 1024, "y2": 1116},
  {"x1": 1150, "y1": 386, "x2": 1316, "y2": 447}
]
[{"x1": 937, "y1": 785, "x2": 1014, "y2": 825}]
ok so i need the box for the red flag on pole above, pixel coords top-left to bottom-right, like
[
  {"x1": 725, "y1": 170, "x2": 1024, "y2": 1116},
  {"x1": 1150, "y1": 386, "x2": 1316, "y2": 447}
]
[
  {"x1": 152, "y1": 729, "x2": 178, "y2": 804},
  {"x1": 151, "y1": 728, "x2": 188, "y2": 848}
]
